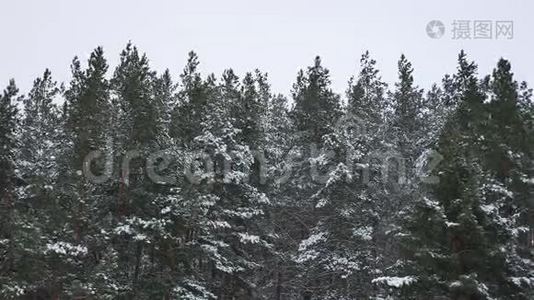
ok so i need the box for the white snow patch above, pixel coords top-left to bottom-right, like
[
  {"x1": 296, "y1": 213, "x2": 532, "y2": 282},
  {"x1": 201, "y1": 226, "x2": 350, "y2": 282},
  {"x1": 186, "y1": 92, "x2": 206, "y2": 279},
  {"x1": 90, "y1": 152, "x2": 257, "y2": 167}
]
[
  {"x1": 445, "y1": 221, "x2": 460, "y2": 227},
  {"x1": 480, "y1": 204, "x2": 497, "y2": 214},
  {"x1": 1, "y1": 284, "x2": 25, "y2": 296},
  {"x1": 353, "y1": 226, "x2": 373, "y2": 241},
  {"x1": 298, "y1": 232, "x2": 327, "y2": 252},
  {"x1": 208, "y1": 221, "x2": 231, "y2": 229},
  {"x1": 46, "y1": 241, "x2": 88, "y2": 256},
  {"x1": 238, "y1": 233, "x2": 261, "y2": 244},
  {"x1": 510, "y1": 277, "x2": 534, "y2": 287},
  {"x1": 315, "y1": 198, "x2": 328, "y2": 208},
  {"x1": 372, "y1": 276, "x2": 416, "y2": 288},
  {"x1": 485, "y1": 183, "x2": 513, "y2": 198},
  {"x1": 114, "y1": 224, "x2": 133, "y2": 235}
]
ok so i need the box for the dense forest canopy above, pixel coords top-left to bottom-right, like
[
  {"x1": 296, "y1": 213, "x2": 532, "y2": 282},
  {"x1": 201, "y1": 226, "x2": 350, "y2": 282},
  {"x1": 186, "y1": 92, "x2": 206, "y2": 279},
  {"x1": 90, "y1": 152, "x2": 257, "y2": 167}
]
[{"x1": 0, "y1": 43, "x2": 533, "y2": 299}]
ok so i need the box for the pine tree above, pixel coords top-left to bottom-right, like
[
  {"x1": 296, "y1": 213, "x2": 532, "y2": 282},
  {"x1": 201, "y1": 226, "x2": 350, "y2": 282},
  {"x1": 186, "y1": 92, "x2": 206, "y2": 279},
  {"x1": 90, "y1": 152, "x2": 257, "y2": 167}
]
[
  {"x1": 17, "y1": 69, "x2": 65, "y2": 298},
  {"x1": 153, "y1": 69, "x2": 176, "y2": 145},
  {"x1": 0, "y1": 80, "x2": 26, "y2": 298},
  {"x1": 374, "y1": 55, "x2": 426, "y2": 297},
  {"x1": 256, "y1": 93, "x2": 296, "y2": 299},
  {"x1": 390, "y1": 54, "x2": 424, "y2": 158},
  {"x1": 291, "y1": 52, "x2": 393, "y2": 299},
  {"x1": 19, "y1": 69, "x2": 62, "y2": 189},
  {"x1": 169, "y1": 65, "x2": 273, "y2": 298},
  {"x1": 478, "y1": 58, "x2": 534, "y2": 297},
  {"x1": 170, "y1": 51, "x2": 211, "y2": 145},
  {"x1": 292, "y1": 56, "x2": 341, "y2": 144},
  {"x1": 347, "y1": 51, "x2": 388, "y2": 125},
  {"x1": 57, "y1": 47, "x2": 117, "y2": 298},
  {"x1": 110, "y1": 43, "x2": 165, "y2": 298},
  {"x1": 161, "y1": 52, "x2": 222, "y2": 299},
  {"x1": 0, "y1": 80, "x2": 18, "y2": 210}
]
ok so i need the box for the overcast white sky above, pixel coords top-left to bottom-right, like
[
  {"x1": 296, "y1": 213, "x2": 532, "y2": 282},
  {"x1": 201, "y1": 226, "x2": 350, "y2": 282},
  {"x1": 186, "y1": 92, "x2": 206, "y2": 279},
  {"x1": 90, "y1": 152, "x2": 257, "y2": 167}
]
[{"x1": 1, "y1": 0, "x2": 532, "y2": 97}]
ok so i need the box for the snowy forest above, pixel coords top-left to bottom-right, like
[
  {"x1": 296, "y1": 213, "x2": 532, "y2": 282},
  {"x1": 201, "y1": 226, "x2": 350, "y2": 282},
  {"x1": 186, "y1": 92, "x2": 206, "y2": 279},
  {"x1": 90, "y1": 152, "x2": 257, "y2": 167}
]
[{"x1": 0, "y1": 43, "x2": 533, "y2": 300}]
